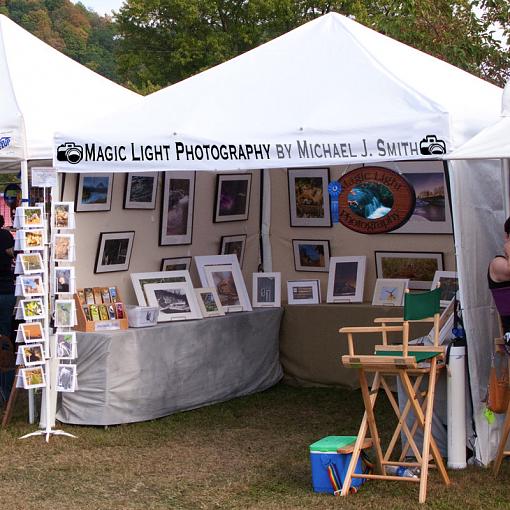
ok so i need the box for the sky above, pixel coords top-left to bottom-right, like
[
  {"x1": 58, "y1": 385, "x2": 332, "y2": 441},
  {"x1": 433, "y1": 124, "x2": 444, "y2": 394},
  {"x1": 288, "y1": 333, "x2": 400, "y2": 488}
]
[{"x1": 72, "y1": 0, "x2": 125, "y2": 16}]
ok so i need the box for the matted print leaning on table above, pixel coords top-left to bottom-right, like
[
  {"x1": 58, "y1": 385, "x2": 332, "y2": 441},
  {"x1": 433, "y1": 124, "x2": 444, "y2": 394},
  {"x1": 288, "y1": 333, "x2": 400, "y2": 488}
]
[
  {"x1": 160, "y1": 171, "x2": 195, "y2": 245},
  {"x1": 195, "y1": 288, "x2": 225, "y2": 317},
  {"x1": 371, "y1": 278, "x2": 409, "y2": 306},
  {"x1": 287, "y1": 168, "x2": 331, "y2": 227},
  {"x1": 375, "y1": 251, "x2": 444, "y2": 290},
  {"x1": 124, "y1": 172, "x2": 159, "y2": 209},
  {"x1": 252, "y1": 272, "x2": 281, "y2": 307},
  {"x1": 144, "y1": 282, "x2": 202, "y2": 322},
  {"x1": 287, "y1": 280, "x2": 320, "y2": 305},
  {"x1": 431, "y1": 270, "x2": 458, "y2": 306},
  {"x1": 326, "y1": 256, "x2": 366, "y2": 303},
  {"x1": 131, "y1": 270, "x2": 194, "y2": 306}
]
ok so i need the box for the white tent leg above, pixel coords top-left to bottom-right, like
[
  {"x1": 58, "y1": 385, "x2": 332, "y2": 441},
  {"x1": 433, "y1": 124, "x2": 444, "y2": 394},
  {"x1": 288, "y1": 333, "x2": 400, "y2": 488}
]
[
  {"x1": 502, "y1": 159, "x2": 510, "y2": 217},
  {"x1": 261, "y1": 169, "x2": 273, "y2": 272}
]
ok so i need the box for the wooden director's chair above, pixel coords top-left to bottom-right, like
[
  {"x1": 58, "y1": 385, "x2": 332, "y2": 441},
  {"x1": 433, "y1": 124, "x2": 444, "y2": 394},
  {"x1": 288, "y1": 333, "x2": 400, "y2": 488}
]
[{"x1": 339, "y1": 288, "x2": 450, "y2": 504}]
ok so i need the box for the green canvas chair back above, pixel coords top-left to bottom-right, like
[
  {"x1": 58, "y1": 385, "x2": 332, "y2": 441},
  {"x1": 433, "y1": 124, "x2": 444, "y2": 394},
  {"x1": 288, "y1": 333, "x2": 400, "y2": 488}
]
[{"x1": 403, "y1": 288, "x2": 441, "y2": 321}]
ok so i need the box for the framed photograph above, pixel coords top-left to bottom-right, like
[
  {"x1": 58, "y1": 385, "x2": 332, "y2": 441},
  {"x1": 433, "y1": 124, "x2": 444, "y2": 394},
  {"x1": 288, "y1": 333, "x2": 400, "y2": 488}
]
[
  {"x1": 56, "y1": 332, "x2": 77, "y2": 359},
  {"x1": 252, "y1": 272, "x2": 281, "y2": 307},
  {"x1": 19, "y1": 322, "x2": 44, "y2": 343},
  {"x1": 124, "y1": 172, "x2": 158, "y2": 209},
  {"x1": 75, "y1": 173, "x2": 114, "y2": 212},
  {"x1": 287, "y1": 280, "x2": 321, "y2": 305},
  {"x1": 390, "y1": 161, "x2": 453, "y2": 234},
  {"x1": 194, "y1": 288, "x2": 225, "y2": 317},
  {"x1": 54, "y1": 234, "x2": 74, "y2": 262},
  {"x1": 94, "y1": 231, "x2": 135, "y2": 273},
  {"x1": 326, "y1": 256, "x2": 366, "y2": 303},
  {"x1": 375, "y1": 251, "x2": 444, "y2": 290},
  {"x1": 18, "y1": 253, "x2": 43, "y2": 275},
  {"x1": 195, "y1": 254, "x2": 252, "y2": 312},
  {"x1": 160, "y1": 171, "x2": 195, "y2": 246},
  {"x1": 160, "y1": 256, "x2": 192, "y2": 272},
  {"x1": 56, "y1": 364, "x2": 77, "y2": 392},
  {"x1": 145, "y1": 282, "x2": 202, "y2": 322},
  {"x1": 21, "y1": 299, "x2": 45, "y2": 320},
  {"x1": 54, "y1": 267, "x2": 75, "y2": 294},
  {"x1": 220, "y1": 234, "x2": 247, "y2": 267},
  {"x1": 21, "y1": 343, "x2": 44, "y2": 366},
  {"x1": 431, "y1": 270, "x2": 458, "y2": 307},
  {"x1": 214, "y1": 173, "x2": 252, "y2": 222},
  {"x1": 21, "y1": 366, "x2": 46, "y2": 389},
  {"x1": 292, "y1": 239, "x2": 330, "y2": 272},
  {"x1": 131, "y1": 270, "x2": 194, "y2": 307},
  {"x1": 54, "y1": 300, "x2": 75, "y2": 328},
  {"x1": 21, "y1": 206, "x2": 44, "y2": 228},
  {"x1": 288, "y1": 168, "x2": 331, "y2": 227},
  {"x1": 52, "y1": 202, "x2": 74, "y2": 229},
  {"x1": 371, "y1": 278, "x2": 410, "y2": 306}
]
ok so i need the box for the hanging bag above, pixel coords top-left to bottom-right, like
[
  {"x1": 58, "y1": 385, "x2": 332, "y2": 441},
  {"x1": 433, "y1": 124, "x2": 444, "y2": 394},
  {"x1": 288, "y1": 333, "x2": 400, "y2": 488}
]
[{"x1": 487, "y1": 351, "x2": 510, "y2": 414}]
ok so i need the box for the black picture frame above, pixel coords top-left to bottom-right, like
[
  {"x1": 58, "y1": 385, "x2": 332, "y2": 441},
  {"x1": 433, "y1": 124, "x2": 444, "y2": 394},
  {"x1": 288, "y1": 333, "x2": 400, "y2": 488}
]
[
  {"x1": 292, "y1": 239, "x2": 331, "y2": 272},
  {"x1": 75, "y1": 173, "x2": 114, "y2": 212},
  {"x1": 94, "y1": 231, "x2": 135, "y2": 274},
  {"x1": 123, "y1": 172, "x2": 159, "y2": 209},
  {"x1": 214, "y1": 173, "x2": 252, "y2": 223}
]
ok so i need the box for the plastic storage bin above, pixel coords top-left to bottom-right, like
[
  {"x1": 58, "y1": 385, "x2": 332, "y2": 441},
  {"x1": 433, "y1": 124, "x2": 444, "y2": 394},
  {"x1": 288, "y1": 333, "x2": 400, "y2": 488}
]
[
  {"x1": 126, "y1": 305, "x2": 159, "y2": 328},
  {"x1": 309, "y1": 435, "x2": 365, "y2": 494}
]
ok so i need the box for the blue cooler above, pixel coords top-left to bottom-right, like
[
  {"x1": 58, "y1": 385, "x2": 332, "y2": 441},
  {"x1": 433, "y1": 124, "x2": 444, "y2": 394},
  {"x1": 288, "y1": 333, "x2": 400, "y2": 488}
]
[{"x1": 309, "y1": 436, "x2": 365, "y2": 494}]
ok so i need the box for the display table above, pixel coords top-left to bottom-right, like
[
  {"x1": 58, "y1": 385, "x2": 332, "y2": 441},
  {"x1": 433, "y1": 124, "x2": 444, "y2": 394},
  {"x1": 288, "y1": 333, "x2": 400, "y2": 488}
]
[
  {"x1": 57, "y1": 308, "x2": 283, "y2": 426},
  {"x1": 280, "y1": 303, "x2": 430, "y2": 389}
]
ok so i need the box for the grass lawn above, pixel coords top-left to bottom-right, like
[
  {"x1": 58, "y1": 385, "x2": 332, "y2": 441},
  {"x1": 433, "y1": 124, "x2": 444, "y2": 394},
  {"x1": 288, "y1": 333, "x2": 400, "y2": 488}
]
[{"x1": 1, "y1": 383, "x2": 509, "y2": 509}]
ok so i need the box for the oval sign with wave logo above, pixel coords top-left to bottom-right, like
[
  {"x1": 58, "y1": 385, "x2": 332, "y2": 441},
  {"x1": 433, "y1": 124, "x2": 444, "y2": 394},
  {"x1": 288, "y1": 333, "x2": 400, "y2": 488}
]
[{"x1": 338, "y1": 166, "x2": 415, "y2": 234}]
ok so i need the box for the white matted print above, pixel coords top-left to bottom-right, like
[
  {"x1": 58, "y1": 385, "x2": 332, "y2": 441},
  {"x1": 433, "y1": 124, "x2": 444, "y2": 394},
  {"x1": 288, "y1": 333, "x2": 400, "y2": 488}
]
[
  {"x1": 292, "y1": 239, "x2": 330, "y2": 272},
  {"x1": 203, "y1": 264, "x2": 252, "y2": 312},
  {"x1": 124, "y1": 172, "x2": 158, "y2": 209},
  {"x1": 252, "y1": 272, "x2": 281, "y2": 307},
  {"x1": 18, "y1": 275, "x2": 44, "y2": 297},
  {"x1": 431, "y1": 270, "x2": 458, "y2": 307},
  {"x1": 287, "y1": 280, "x2": 321, "y2": 305},
  {"x1": 17, "y1": 206, "x2": 44, "y2": 228},
  {"x1": 19, "y1": 322, "x2": 44, "y2": 343},
  {"x1": 21, "y1": 343, "x2": 44, "y2": 366},
  {"x1": 21, "y1": 366, "x2": 46, "y2": 389},
  {"x1": 56, "y1": 364, "x2": 77, "y2": 392},
  {"x1": 160, "y1": 171, "x2": 195, "y2": 246},
  {"x1": 220, "y1": 234, "x2": 246, "y2": 267},
  {"x1": 16, "y1": 229, "x2": 45, "y2": 251},
  {"x1": 194, "y1": 288, "x2": 225, "y2": 317},
  {"x1": 75, "y1": 173, "x2": 114, "y2": 212},
  {"x1": 94, "y1": 231, "x2": 135, "y2": 273},
  {"x1": 56, "y1": 332, "x2": 77, "y2": 359},
  {"x1": 372, "y1": 279, "x2": 409, "y2": 306},
  {"x1": 52, "y1": 202, "x2": 75, "y2": 229},
  {"x1": 326, "y1": 256, "x2": 366, "y2": 303},
  {"x1": 214, "y1": 173, "x2": 252, "y2": 222},
  {"x1": 18, "y1": 253, "x2": 43, "y2": 274},
  {"x1": 131, "y1": 270, "x2": 194, "y2": 306},
  {"x1": 54, "y1": 234, "x2": 75, "y2": 262},
  {"x1": 145, "y1": 282, "x2": 202, "y2": 322},
  {"x1": 20, "y1": 299, "x2": 45, "y2": 320},
  {"x1": 54, "y1": 300, "x2": 76, "y2": 328},
  {"x1": 54, "y1": 267, "x2": 75, "y2": 294}
]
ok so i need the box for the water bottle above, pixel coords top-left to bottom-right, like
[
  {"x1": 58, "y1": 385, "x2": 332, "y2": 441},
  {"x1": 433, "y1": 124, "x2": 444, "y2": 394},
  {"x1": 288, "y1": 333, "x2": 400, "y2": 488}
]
[{"x1": 385, "y1": 465, "x2": 418, "y2": 478}]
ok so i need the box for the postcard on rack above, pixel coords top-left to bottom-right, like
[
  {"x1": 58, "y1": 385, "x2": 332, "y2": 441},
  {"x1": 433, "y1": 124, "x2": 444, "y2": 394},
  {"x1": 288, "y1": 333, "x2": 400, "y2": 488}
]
[
  {"x1": 21, "y1": 366, "x2": 46, "y2": 389},
  {"x1": 56, "y1": 364, "x2": 77, "y2": 392}
]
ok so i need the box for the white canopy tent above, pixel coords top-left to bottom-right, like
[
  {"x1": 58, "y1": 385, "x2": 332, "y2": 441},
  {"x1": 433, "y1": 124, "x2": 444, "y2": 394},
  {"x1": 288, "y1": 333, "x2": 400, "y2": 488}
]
[{"x1": 53, "y1": 12, "x2": 504, "y2": 464}]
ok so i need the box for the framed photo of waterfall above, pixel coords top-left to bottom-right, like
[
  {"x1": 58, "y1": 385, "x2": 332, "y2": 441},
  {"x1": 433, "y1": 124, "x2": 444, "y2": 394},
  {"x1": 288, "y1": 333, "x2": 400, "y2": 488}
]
[{"x1": 288, "y1": 168, "x2": 331, "y2": 227}]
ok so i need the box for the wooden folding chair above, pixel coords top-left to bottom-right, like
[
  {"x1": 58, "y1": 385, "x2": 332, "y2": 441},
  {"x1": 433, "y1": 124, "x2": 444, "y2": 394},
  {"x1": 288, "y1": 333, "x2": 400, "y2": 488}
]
[{"x1": 339, "y1": 288, "x2": 450, "y2": 504}]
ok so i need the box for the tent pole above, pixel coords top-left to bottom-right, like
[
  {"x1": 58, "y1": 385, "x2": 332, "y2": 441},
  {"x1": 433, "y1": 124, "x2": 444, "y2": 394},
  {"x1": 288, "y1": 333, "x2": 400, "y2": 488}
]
[
  {"x1": 502, "y1": 159, "x2": 510, "y2": 218},
  {"x1": 261, "y1": 169, "x2": 272, "y2": 272}
]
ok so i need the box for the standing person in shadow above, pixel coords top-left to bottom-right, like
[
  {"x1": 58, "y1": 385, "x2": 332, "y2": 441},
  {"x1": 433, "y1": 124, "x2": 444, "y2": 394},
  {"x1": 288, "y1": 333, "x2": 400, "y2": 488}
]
[{"x1": 0, "y1": 214, "x2": 15, "y2": 338}]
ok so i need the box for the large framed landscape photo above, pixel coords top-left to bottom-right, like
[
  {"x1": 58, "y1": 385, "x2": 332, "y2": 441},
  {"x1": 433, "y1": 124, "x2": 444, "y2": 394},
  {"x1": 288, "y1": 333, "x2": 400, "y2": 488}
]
[
  {"x1": 75, "y1": 173, "x2": 114, "y2": 212},
  {"x1": 288, "y1": 168, "x2": 331, "y2": 227},
  {"x1": 124, "y1": 172, "x2": 159, "y2": 209},
  {"x1": 375, "y1": 251, "x2": 444, "y2": 290},
  {"x1": 214, "y1": 173, "x2": 252, "y2": 222},
  {"x1": 94, "y1": 231, "x2": 135, "y2": 273},
  {"x1": 160, "y1": 171, "x2": 195, "y2": 245}
]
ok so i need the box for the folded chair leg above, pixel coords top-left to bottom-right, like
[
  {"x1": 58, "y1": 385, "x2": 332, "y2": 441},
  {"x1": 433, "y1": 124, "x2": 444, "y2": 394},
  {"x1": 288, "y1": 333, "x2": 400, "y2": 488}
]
[{"x1": 493, "y1": 397, "x2": 510, "y2": 475}]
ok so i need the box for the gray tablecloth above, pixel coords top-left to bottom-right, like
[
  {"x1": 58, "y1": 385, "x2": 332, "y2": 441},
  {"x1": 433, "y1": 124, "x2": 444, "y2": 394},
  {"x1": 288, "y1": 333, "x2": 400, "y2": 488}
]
[{"x1": 57, "y1": 308, "x2": 283, "y2": 425}]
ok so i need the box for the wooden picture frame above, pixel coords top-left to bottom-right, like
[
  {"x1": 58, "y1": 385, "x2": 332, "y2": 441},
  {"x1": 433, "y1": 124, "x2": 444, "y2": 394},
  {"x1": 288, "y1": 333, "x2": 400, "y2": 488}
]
[
  {"x1": 287, "y1": 168, "x2": 331, "y2": 227},
  {"x1": 220, "y1": 234, "x2": 247, "y2": 267},
  {"x1": 75, "y1": 173, "x2": 114, "y2": 212},
  {"x1": 124, "y1": 172, "x2": 158, "y2": 209},
  {"x1": 292, "y1": 239, "x2": 330, "y2": 272},
  {"x1": 252, "y1": 272, "x2": 281, "y2": 307},
  {"x1": 371, "y1": 278, "x2": 409, "y2": 306},
  {"x1": 160, "y1": 171, "x2": 195, "y2": 245},
  {"x1": 214, "y1": 173, "x2": 252, "y2": 222},
  {"x1": 131, "y1": 270, "x2": 194, "y2": 307},
  {"x1": 287, "y1": 280, "x2": 321, "y2": 305},
  {"x1": 431, "y1": 270, "x2": 458, "y2": 307},
  {"x1": 94, "y1": 231, "x2": 135, "y2": 274},
  {"x1": 194, "y1": 288, "x2": 225, "y2": 317},
  {"x1": 145, "y1": 282, "x2": 202, "y2": 322},
  {"x1": 375, "y1": 251, "x2": 444, "y2": 290},
  {"x1": 326, "y1": 256, "x2": 366, "y2": 303},
  {"x1": 160, "y1": 256, "x2": 192, "y2": 272}
]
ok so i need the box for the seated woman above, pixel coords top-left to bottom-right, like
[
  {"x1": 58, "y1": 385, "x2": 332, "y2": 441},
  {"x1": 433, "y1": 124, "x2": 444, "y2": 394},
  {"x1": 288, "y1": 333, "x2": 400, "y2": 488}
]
[{"x1": 488, "y1": 217, "x2": 510, "y2": 334}]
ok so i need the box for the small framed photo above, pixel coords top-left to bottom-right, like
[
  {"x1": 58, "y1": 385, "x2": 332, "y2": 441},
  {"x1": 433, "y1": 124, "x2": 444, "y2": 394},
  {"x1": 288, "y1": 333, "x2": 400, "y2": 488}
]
[
  {"x1": 21, "y1": 298, "x2": 45, "y2": 320},
  {"x1": 214, "y1": 173, "x2": 252, "y2": 222},
  {"x1": 288, "y1": 168, "x2": 331, "y2": 227},
  {"x1": 19, "y1": 322, "x2": 44, "y2": 343},
  {"x1": 131, "y1": 270, "x2": 194, "y2": 306},
  {"x1": 144, "y1": 282, "x2": 202, "y2": 322},
  {"x1": 160, "y1": 171, "x2": 195, "y2": 246},
  {"x1": 21, "y1": 207, "x2": 44, "y2": 228},
  {"x1": 54, "y1": 234, "x2": 74, "y2": 262},
  {"x1": 54, "y1": 300, "x2": 75, "y2": 328},
  {"x1": 52, "y1": 202, "x2": 74, "y2": 229},
  {"x1": 287, "y1": 280, "x2": 321, "y2": 305},
  {"x1": 21, "y1": 343, "x2": 44, "y2": 366},
  {"x1": 160, "y1": 256, "x2": 192, "y2": 272},
  {"x1": 75, "y1": 173, "x2": 114, "y2": 212},
  {"x1": 18, "y1": 275, "x2": 45, "y2": 297},
  {"x1": 431, "y1": 270, "x2": 458, "y2": 307},
  {"x1": 21, "y1": 366, "x2": 46, "y2": 389},
  {"x1": 94, "y1": 231, "x2": 135, "y2": 273},
  {"x1": 124, "y1": 172, "x2": 158, "y2": 209},
  {"x1": 326, "y1": 256, "x2": 366, "y2": 303},
  {"x1": 292, "y1": 239, "x2": 330, "y2": 272},
  {"x1": 375, "y1": 251, "x2": 444, "y2": 290},
  {"x1": 54, "y1": 267, "x2": 75, "y2": 294},
  {"x1": 195, "y1": 288, "x2": 225, "y2": 317},
  {"x1": 19, "y1": 253, "x2": 43, "y2": 274},
  {"x1": 220, "y1": 234, "x2": 246, "y2": 267},
  {"x1": 56, "y1": 364, "x2": 77, "y2": 392},
  {"x1": 252, "y1": 272, "x2": 281, "y2": 307},
  {"x1": 56, "y1": 332, "x2": 77, "y2": 359},
  {"x1": 371, "y1": 278, "x2": 409, "y2": 306}
]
